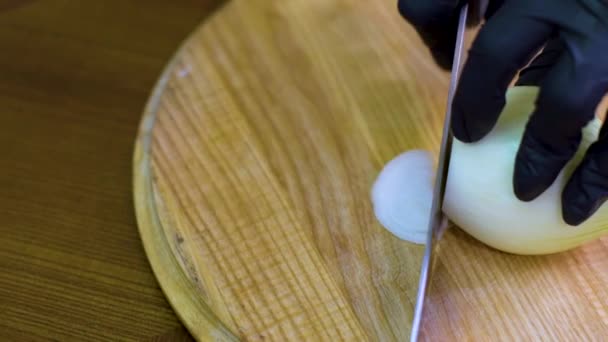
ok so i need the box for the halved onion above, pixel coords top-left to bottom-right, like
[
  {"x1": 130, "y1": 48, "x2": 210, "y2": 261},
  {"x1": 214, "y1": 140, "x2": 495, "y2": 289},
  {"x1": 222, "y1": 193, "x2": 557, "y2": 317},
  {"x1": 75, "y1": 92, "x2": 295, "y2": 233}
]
[{"x1": 372, "y1": 87, "x2": 608, "y2": 254}]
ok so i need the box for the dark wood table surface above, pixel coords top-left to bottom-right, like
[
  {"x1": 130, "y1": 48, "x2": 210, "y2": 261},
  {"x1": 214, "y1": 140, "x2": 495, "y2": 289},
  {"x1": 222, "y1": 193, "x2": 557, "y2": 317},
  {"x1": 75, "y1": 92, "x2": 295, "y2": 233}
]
[{"x1": 0, "y1": 1, "x2": 224, "y2": 340}]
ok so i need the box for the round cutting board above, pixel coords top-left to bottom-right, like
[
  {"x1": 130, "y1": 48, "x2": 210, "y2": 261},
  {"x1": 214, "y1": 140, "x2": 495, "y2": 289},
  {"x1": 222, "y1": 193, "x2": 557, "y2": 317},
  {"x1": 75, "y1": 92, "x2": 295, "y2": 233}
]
[{"x1": 133, "y1": 0, "x2": 608, "y2": 340}]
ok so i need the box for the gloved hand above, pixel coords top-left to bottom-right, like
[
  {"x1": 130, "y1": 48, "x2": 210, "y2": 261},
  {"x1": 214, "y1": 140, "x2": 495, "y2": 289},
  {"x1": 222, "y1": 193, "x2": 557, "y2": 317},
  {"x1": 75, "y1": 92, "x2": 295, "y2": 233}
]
[{"x1": 398, "y1": 0, "x2": 608, "y2": 225}]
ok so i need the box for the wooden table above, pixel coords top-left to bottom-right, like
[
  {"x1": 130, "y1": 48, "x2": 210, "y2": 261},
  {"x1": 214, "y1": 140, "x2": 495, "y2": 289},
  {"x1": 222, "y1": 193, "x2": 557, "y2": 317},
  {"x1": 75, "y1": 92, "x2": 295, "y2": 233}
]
[{"x1": 0, "y1": 1, "x2": 223, "y2": 340}]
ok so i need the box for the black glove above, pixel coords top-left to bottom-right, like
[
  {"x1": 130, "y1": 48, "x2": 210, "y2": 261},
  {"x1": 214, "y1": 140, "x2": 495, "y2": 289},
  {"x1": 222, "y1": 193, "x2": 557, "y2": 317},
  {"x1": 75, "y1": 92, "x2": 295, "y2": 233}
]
[{"x1": 399, "y1": 0, "x2": 608, "y2": 225}]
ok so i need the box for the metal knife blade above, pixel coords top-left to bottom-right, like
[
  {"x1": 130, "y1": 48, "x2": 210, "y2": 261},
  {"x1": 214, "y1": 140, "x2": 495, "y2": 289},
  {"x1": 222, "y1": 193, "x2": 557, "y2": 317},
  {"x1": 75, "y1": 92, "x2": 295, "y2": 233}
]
[{"x1": 409, "y1": 4, "x2": 471, "y2": 341}]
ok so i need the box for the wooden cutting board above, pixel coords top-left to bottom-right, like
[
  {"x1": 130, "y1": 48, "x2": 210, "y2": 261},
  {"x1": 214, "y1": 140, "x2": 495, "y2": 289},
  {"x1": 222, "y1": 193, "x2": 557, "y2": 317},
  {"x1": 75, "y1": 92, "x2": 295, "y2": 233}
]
[{"x1": 133, "y1": 0, "x2": 608, "y2": 340}]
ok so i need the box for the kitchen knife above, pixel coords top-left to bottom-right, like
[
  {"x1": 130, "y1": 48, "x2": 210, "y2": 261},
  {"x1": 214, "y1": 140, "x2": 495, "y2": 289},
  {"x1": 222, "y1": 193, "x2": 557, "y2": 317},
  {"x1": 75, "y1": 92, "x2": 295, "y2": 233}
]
[{"x1": 409, "y1": 2, "x2": 487, "y2": 340}]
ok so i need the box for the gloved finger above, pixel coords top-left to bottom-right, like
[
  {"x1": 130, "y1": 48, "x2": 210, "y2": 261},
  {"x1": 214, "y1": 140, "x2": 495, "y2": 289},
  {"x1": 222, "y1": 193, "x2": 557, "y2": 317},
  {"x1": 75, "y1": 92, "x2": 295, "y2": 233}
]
[
  {"x1": 561, "y1": 121, "x2": 608, "y2": 225},
  {"x1": 516, "y1": 38, "x2": 565, "y2": 86},
  {"x1": 451, "y1": 2, "x2": 553, "y2": 142},
  {"x1": 398, "y1": 0, "x2": 462, "y2": 69},
  {"x1": 514, "y1": 45, "x2": 608, "y2": 203},
  {"x1": 483, "y1": 0, "x2": 505, "y2": 20}
]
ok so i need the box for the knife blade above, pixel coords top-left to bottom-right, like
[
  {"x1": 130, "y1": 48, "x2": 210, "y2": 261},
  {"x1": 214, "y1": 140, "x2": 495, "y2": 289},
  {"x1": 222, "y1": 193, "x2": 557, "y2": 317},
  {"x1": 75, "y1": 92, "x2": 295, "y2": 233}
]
[{"x1": 409, "y1": 3, "x2": 477, "y2": 341}]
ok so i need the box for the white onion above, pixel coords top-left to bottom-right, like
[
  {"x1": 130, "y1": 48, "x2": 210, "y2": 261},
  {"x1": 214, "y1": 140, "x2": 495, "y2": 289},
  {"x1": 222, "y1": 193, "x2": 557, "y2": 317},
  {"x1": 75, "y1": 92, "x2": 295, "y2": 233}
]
[
  {"x1": 372, "y1": 87, "x2": 608, "y2": 254},
  {"x1": 371, "y1": 150, "x2": 434, "y2": 244}
]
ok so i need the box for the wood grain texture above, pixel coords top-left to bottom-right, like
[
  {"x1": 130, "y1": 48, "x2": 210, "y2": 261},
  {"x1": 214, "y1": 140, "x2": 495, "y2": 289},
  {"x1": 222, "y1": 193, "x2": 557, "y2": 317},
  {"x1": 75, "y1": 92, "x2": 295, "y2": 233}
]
[
  {"x1": 0, "y1": 0, "x2": 223, "y2": 340},
  {"x1": 135, "y1": 0, "x2": 608, "y2": 340}
]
